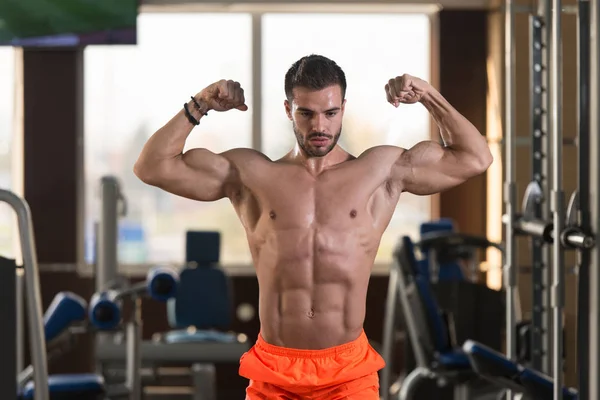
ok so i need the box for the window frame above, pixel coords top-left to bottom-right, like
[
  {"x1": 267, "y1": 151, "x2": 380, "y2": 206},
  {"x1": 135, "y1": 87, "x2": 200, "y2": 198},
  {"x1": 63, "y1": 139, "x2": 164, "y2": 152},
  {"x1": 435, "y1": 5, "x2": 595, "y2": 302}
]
[{"x1": 76, "y1": 3, "x2": 439, "y2": 276}]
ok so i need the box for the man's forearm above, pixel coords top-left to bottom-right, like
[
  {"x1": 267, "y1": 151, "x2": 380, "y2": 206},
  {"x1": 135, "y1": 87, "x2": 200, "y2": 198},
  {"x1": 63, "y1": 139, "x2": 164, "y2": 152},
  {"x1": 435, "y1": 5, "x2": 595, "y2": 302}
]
[
  {"x1": 136, "y1": 98, "x2": 209, "y2": 168},
  {"x1": 420, "y1": 89, "x2": 489, "y2": 158}
]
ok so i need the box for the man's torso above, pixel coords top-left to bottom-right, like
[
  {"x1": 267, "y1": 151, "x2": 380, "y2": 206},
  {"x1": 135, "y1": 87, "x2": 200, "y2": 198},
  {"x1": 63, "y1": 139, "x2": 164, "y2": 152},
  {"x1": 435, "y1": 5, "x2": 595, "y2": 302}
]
[{"x1": 225, "y1": 146, "x2": 403, "y2": 349}]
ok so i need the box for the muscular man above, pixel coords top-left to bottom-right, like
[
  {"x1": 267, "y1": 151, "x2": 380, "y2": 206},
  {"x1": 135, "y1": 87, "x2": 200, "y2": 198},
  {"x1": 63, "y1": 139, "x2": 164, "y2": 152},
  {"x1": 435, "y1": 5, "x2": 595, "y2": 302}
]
[{"x1": 134, "y1": 54, "x2": 493, "y2": 399}]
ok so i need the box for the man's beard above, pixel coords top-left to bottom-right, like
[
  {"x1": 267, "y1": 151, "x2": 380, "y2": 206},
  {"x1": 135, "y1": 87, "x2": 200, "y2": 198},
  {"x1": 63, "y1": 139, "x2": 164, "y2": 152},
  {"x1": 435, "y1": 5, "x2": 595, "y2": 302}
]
[{"x1": 293, "y1": 122, "x2": 342, "y2": 157}]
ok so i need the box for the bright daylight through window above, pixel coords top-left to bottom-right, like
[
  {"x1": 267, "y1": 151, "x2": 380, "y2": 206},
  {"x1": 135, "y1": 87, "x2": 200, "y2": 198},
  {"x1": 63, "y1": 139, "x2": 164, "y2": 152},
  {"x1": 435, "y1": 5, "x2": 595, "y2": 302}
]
[
  {"x1": 0, "y1": 48, "x2": 16, "y2": 259},
  {"x1": 84, "y1": 11, "x2": 431, "y2": 267}
]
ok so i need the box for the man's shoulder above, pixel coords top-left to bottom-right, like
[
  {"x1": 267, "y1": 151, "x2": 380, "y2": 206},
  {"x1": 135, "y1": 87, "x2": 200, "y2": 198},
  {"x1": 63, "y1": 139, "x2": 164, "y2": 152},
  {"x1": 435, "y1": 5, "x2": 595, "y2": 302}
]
[
  {"x1": 357, "y1": 145, "x2": 406, "y2": 162},
  {"x1": 221, "y1": 148, "x2": 273, "y2": 163}
]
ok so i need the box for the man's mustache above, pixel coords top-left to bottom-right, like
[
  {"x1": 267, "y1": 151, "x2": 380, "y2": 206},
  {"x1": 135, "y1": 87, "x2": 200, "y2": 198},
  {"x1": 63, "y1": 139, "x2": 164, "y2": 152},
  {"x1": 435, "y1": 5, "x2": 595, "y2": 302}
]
[{"x1": 308, "y1": 133, "x2": 332, "y2": 139}]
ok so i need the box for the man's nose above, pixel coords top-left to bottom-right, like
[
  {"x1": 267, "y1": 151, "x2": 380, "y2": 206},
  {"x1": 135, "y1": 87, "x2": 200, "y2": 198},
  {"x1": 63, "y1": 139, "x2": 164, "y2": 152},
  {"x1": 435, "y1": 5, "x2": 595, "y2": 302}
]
[{"x1": 311, "y1": 114, "x2": 328, "y2": 133}]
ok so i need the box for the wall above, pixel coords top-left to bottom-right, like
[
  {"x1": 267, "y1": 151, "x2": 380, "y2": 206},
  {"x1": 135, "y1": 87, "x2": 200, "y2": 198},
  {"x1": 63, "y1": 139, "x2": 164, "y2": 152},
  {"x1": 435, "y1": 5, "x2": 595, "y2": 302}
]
[{"x1": 438, "y1": 10, "x2": 489, "y2": 237}]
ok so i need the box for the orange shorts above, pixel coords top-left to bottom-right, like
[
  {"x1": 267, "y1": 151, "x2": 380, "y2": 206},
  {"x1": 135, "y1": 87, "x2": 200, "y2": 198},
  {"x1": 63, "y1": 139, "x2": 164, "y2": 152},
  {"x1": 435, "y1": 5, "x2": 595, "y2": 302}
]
[{"x1": 239, "y1": 330, "x2": 385, "y2": 400}]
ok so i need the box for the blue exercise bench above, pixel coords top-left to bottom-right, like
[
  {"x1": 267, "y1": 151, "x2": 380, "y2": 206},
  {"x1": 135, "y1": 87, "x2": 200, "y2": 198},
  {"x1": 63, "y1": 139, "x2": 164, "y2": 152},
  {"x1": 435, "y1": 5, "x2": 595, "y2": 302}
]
[
  {"x1": 19, "y1": 291, "x2": 105, "y2": 400},
  {"x1": 418, "y1": 219, "x2": 504, "y2": 283},
  {"x1": 164, "y1": 231, "x2": 243, "y2": 344},
  {"x1": 22, "y1": 267, "x2": 180, "y2": 400},
  {"x1": 386, "y1": 235, "x2": 579, "y2": 399},
  {"x1": 159, "y1": 231, "x2": 248, "y2": 397},
  {"x1": 462, "y1": 340, "x2": 579, "y2": 399},
  {"x1": 381, "y1": 221, "x2": 509, "y2": 400},
  {"x1": 418, "y1": 219, "x2": 462, "y2": 282},
  {"x1": 384, "y1": 235, "x2": 481, "y2": 400}
]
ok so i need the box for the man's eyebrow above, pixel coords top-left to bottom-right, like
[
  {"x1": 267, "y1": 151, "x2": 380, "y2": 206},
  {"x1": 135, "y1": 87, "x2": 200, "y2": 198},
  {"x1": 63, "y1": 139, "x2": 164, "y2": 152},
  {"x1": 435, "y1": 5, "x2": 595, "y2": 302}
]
[{"x1": 296, "y1": 107, "x2": 341, "y2": 112}]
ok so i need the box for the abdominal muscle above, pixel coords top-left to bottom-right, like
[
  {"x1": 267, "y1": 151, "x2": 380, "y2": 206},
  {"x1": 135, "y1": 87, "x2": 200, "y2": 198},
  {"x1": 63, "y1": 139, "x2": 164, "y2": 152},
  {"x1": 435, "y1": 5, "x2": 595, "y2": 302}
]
[{"x1": 251, "y1": 226, "x2": 378, "y2": 350}]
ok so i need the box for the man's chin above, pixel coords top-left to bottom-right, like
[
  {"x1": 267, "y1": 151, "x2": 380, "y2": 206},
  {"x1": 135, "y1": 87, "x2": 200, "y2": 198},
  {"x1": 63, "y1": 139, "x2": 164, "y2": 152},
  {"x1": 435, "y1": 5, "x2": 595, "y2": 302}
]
[{"x1": 307, "y1": 147, "x2": 332, "y2": 157}]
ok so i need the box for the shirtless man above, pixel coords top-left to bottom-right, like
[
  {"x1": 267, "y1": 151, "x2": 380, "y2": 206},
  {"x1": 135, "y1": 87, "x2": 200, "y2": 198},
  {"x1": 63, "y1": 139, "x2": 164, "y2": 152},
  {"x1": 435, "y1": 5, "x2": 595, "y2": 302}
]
[{"x1": 134, "y1": 54, "x2": 492, "y2": 399}]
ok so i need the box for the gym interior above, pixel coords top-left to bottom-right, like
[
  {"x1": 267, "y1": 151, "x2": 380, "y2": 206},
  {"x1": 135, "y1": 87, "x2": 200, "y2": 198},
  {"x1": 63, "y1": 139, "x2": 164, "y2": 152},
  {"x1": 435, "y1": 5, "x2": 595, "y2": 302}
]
[{"x1": 0, "y1": 0, "x2": 598, "y2": 399}]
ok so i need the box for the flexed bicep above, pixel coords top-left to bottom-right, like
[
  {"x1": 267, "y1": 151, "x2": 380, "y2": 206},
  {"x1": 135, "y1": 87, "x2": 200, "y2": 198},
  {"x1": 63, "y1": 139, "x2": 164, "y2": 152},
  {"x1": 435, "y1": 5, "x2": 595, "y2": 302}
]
[
  {"x1": 138, "y1": 148, "x2": 241, "y2": 202},
  {"x1": 394, "y1": 140, "x2": 470, "y2": 196}
]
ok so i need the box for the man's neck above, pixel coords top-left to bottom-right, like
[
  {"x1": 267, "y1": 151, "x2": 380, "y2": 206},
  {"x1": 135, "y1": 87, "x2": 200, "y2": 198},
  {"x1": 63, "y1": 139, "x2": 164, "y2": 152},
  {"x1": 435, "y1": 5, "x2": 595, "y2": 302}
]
[{"x1": 289, "y1": 145, "x2": 350, "y2": 176}]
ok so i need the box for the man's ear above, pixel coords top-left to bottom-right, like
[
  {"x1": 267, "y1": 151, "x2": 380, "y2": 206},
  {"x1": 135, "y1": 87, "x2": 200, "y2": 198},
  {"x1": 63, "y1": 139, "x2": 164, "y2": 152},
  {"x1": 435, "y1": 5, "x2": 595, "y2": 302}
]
[{"x1": 284, "y1": 100, "x2": 293, "y2": 121}]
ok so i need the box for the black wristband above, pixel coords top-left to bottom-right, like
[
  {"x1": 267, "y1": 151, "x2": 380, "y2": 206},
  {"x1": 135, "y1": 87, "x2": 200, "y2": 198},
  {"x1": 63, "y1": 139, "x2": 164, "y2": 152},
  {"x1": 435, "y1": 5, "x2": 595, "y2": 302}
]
[
  {"x1": 190, "y1": 96, "x2": 208, "y2": 116},
  {"x1": 183, "y1": 103, "x2": 200, "y2": 126}
]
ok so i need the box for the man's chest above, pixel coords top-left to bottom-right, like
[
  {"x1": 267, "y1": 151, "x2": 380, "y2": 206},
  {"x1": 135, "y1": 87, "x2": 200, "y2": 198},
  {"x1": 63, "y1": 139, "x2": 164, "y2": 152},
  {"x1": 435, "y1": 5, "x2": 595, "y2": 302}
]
[{"x1": 237, "y1": 170, "x2": 397, "y2": 232}]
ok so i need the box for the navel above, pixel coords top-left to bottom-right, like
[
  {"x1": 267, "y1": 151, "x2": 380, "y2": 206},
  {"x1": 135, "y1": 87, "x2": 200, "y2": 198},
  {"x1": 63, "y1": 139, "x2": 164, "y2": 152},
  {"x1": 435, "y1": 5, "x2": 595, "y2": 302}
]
[
  {"x1": 307, "y1": 308, "x2": 315, "y2": 319},
  {"x1": 269, "y1": 210, "x2": 276, "y2": 220},
  {"x1": 350, "y1": 209, "x2": 357, "y2": 218}
]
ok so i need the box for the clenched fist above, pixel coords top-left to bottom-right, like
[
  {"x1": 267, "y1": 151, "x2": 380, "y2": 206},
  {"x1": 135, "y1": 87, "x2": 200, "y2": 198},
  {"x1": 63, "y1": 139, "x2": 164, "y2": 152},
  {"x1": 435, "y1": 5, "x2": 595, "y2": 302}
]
[
  {"x1": 197, "y1": 79, "x2": 248, "y2": 112},
  {"x1": 385, "y1": 74, "x2": 431, "y2": 107}
]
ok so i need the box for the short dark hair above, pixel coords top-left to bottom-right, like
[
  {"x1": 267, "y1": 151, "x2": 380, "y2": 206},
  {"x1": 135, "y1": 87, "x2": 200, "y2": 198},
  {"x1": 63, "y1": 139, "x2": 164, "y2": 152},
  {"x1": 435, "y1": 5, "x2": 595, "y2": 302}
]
[{"x1": 284, "y1": 54, "x2": 347, "y2": 102}]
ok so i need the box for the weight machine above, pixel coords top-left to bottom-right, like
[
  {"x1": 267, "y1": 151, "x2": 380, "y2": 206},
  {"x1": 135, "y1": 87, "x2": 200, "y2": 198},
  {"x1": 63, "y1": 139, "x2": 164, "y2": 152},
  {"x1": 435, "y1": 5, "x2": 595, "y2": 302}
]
[
  {"x1": 0, "y1": 190, "x2": 50, "y2": 400},
  {"x1": 503, "y1": 0, "x2": 600, "y2": 399}
]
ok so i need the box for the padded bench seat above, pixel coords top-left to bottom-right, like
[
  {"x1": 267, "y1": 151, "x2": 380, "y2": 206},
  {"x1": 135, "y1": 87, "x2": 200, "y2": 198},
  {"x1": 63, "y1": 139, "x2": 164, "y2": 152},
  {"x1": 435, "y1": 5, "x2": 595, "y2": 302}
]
[
  {"x1": 21, "y1": 374, "x2": 105, "y2": 400},
  {"x1": 520, "y1": 368, "x2": 579, "y2": 400},
  {"x1": 462, "y1": 340, "x2": 578, "y2": 400},
  {"x1": 44, "y1": 292, "x2": 87, "y2": 343},
  {"x1": 436, "y1": 349, "x2": 472, "y2": 369}
]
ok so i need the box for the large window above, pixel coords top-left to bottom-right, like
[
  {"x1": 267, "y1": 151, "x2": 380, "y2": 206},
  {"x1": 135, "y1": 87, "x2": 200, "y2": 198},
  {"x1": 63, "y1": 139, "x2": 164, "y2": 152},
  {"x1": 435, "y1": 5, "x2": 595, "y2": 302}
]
[
  {"x1": 0, "y1": 48, "x2": 16, "y2": 259},
  {"x1": 262, "y1": 13, "x2": 431, "y2": 262},
  {"x1": 84, "y1": 13, "x2": 253, "y2": 265},
  {"x1": 85, "y1": 10, "x2": 431, "y2": 266}
]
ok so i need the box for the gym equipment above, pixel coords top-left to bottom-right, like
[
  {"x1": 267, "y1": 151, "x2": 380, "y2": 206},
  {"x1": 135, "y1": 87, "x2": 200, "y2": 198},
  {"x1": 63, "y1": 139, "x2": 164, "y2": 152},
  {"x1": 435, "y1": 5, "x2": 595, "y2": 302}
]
[
  {"x1": 0, "y1": 189, "x2": 49, "y2": 400},
  {"x1": 19, "y1": 292, "x2": 105, "y2": 400},
  {"x1": 96, "y1": 175, "x2": 127, "y2": 293},
  {"x1": 165, "y1": 230, "x2": 236, "y2": 342},
  {"x1": 166, "y1": 231, "x2": 236, "y2": 342},
  {"x1": 503, "y1": 0, "x2": 598, "y2": 398},
  {"x1": 94, "y1": 173, "x2": 248, "y2": 398},
  {"x1": 18, "y1": 292, "x2": 89, "y2": 393},
  {"x1": 419, "y1": 230, "x2": 503, "y2": 283},
  {"x1": 95, "y1": 231, "x2": 249, "y2": 400},
  {"x1": 462, "y1": 340, "x2": 578, "y2": 400},
  {"x1": 382, "y1": 235, "x2": 498, "y2": 400},
  {"x1": 381, "y1": 220, "x2": 507, "y2": 400},
  {"x1": 417, "y1": 219, "x2": 461, "y2": 282},
  {"x1": 417, "y1": 229, "x2": 506, "y2": 354},
  {"x1": 89, "y1": 266, "x2": 179, "y2": 399},
  {"x1": 21, "y1": 266, "x2": 179, "y2": 400},
  {"x1": 386, "y1": 235, "x2": 577, "y2": 399}
]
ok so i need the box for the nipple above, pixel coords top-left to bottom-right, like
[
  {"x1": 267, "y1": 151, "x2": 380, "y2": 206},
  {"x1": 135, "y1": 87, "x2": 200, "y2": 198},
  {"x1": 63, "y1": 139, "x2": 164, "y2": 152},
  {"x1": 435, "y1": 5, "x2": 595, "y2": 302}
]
[
  {"x1": 307, "y1": 309, "x2": 315, "y2": 319},
  {"x1": 350, "y1": 209, "x2": 357, "y2": 218}
]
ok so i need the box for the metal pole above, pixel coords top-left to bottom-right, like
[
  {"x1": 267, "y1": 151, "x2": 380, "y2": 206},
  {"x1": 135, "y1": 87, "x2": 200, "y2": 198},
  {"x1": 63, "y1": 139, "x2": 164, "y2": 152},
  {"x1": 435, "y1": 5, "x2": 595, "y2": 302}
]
[
  {"x1": 97, "y1": 176, "x2": 120, "y2": 291},
  {"x1": 251, "y1": 13, "x2": 262, "y2": 152},
  {"x1": 587, "y1": 0, "x2": 600, "y2": 396},
  {"x1": 550, "y1": 0, "x2": 564, "y2": 398},
  {"x1": 529, "y1": 14, "x2": 546, "y2": 372},
  {"x1": 504, "y1": 3, "x2": 517, "y2": 399},
  {"x1": 0, "y1": 190, "x2": 49, "y2": 400},
  {"x1": 16, "y1": 267, "x2": 24, "y2": 375},
  {"x1": 577, "y1": 2, "x2": 591, "y2": 398},
  {"x1": 125, "y1": 297, "x2": 142, "y2": 400},
  {"x1": 542, "y1": 0, "x2": 554, "y2": 376},
  {"x1": 380, "y1": 265, "x2": 399, "y2": 400}
]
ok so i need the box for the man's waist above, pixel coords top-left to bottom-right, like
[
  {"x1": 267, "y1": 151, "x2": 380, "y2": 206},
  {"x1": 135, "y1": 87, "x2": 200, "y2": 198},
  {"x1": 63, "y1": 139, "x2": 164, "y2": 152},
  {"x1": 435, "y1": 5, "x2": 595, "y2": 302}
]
[{"x1": 258, "y1": 328, "x2": 366, "y2": 355}]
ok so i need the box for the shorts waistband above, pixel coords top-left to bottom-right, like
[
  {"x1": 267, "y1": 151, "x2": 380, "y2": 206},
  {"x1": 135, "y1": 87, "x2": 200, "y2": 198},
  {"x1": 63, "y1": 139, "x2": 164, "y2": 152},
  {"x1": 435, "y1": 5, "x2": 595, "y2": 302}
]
[{"x1": 255, "y1": 330, "x2": 368, "y2": 359}]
